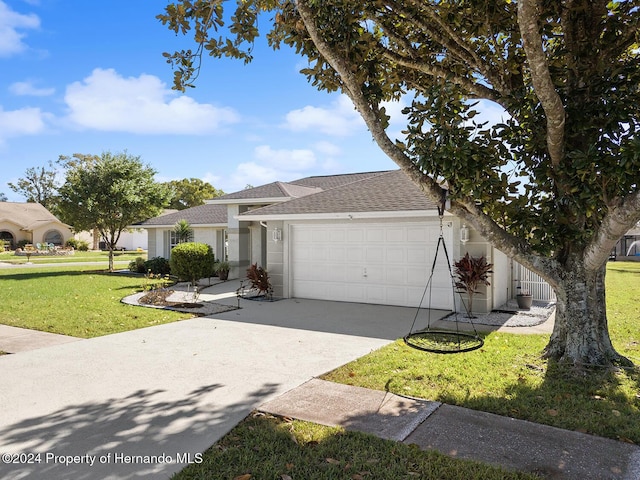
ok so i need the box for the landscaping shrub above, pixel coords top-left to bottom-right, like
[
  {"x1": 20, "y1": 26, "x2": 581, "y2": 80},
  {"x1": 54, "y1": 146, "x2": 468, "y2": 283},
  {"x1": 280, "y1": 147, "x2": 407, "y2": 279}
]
[
  {"x1": 169, "y1": 242, "x2": 214, "y2": 285},
  {"x1": 144, "y1": 256, "x2": 171, "y2": 275},
  {"x1": 246, "y1": 263, "x2": 272, "y2": 297},
  {"x1": 16, "y1": 239, "x2": 29, "y2": 250},
  {"x1": 129, "y1": 256, "x2": 146, "y2": 273}
]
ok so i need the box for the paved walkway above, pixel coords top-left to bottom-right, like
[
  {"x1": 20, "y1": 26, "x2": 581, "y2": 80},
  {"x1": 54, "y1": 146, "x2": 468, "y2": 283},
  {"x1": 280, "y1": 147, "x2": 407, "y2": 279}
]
[
  {"x1": 0, "y1": 325, "x2": 81, "y2": 354},
  {"x1": 1, "y1": 281, "x2": 638, "y2": 479}
]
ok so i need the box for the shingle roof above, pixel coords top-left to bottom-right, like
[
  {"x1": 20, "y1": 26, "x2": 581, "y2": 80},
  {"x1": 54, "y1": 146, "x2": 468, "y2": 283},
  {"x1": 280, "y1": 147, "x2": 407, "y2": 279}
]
[
  {"x1": 211, "y1": 171, "x2": 387, "y2": 202},
  {"x1": 290, "y1": 171, "x2": 390, "y2": 190},
  {"x1": 240, "y1": 170, "x2": 438, "y2": 217},
  {"x1": 214, "y1": 182, "x2": 320, "y2": 201},
  {"x1": 137, "y1": 204, "x2": 227, "y2": 226},
  {"x1": 0, "y1": 202, "x2": 67, "y2": 229}
]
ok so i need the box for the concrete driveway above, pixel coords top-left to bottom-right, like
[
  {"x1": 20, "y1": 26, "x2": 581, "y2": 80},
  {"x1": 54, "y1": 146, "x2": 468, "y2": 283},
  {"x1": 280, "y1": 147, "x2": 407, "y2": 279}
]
[{"x1": 0, "y1": 284, "x2": 432, "y2": 479}]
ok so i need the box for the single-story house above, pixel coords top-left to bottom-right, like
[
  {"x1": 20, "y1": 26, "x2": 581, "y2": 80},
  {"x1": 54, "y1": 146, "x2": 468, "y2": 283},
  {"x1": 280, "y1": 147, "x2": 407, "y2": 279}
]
[
  {"x1": 139, "y1": 170, "x2": 542, "y2": 314},
  {"x1": 611, "y1": 223, "x2": 640, "y2": 261},
  {"x1": 0, "y1": 202, "x2": 73, "y2": 249}
]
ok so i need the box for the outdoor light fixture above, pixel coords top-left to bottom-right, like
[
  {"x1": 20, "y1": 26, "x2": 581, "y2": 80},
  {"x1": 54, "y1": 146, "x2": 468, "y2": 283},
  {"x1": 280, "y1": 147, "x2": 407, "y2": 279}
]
[
  {"x1": 460, "y1": 224, "x2": 469, "y2": 244},
  {"x1": 272, "y1": 227, "x2": 282, "y2": 243}
]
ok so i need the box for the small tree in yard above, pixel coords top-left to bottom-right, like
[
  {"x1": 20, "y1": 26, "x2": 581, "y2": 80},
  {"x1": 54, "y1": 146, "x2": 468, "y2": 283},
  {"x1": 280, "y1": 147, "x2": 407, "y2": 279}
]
[
  {"x1": 57, "y1": 151, "x2": 171, "y2": 271},
  {"x1": 159, "y1": 1, "x2": 640, "y2": 371},
  {"x1": 170, "y1": 242, "x2": 215, "y2": 287},
  {"x1": 454, "y1": 254, "x2": 493, "y2": 319}
]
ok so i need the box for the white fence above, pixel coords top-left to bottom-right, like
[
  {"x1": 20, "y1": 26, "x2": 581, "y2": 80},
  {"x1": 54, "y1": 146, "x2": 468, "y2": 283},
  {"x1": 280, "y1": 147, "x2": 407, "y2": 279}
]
[{"x1": 513, "y1": 262, "x2": 556, "y2": 301}]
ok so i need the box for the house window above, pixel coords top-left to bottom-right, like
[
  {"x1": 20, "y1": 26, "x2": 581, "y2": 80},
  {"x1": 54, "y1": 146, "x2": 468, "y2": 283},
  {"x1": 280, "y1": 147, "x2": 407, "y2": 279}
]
[
  {"x1": 44, "y1": 229, "x2": 63, "y2": 246},
  {"x1": 169, "y1": 230, "x2": 193, "y2": 249}
]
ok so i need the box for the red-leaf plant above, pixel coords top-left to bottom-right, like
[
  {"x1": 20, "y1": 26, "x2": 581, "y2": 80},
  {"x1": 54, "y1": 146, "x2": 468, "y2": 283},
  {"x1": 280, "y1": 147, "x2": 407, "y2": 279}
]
[
  {"x1": 246, "y1": 263, "x2": 273, "y2": 298},
  {"x1": 454, "y1": 253, "x2": 493, "y2": 318}
]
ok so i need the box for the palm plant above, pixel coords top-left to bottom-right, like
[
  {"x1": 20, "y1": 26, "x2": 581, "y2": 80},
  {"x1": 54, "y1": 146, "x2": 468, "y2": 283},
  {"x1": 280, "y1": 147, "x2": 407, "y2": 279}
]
[{"x1": 173, "y1": 219, "x2": 193, "y2": 244}]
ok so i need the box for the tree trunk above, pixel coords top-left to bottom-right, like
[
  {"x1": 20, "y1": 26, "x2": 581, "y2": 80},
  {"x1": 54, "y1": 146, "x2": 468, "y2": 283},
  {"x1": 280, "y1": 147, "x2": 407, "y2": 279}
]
[
  {"x1": 544, "y1": 260, "x2": 630, "y2": 368},
  {"x1": 108, "y1": 248, "x2": 114, "y2": 272}
]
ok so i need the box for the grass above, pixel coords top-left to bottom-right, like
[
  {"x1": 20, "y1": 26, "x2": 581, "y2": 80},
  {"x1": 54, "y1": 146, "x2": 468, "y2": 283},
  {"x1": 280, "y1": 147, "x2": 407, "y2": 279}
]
[
  {"x1": 173, "y1": 413, "x2": 538, "y2": 480},
  {"x1": 322, "y1": 261, "x2": 640, "y2": 444},
  {"x1": 0, "y1": 250, "x2": 146, "y2": 264},
  {"x1": 0, "y1": 265, "x2": 191, "y2": 337}
]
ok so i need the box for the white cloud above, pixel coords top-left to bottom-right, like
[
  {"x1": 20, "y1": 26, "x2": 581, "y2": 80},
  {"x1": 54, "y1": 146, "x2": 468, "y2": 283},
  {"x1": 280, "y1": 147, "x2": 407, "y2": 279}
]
[
  {"x1": 64, "y1": 68, "x2": 240, "y2": 135},
  {"x1": 283, "y1": 95, "x2": 364, "y2": 136},
  {"x1": 254, "y1": 145, "x2": 316, "y2": 171},
  {"x1": 0, "y1": 106, "x2": 48, "y2": 141},
  {"x1": 0, "y1": 1, "x2": 40, "y2": 57},
  {"x1": 222, "y1": 145, "x2": 319, "y2": 192},
  {"x1": 9, "y1": 80, "x2": 54, "y2": 96},
  {"x1": 313, "y1": 141, "x2": 341, "y2": 156}
]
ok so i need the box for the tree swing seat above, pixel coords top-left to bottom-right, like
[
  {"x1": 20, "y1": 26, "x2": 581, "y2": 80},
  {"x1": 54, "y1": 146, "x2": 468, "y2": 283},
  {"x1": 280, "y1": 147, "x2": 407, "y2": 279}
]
[{"x1": 404, "y1": 204, "x2": 484, "y2": 354}]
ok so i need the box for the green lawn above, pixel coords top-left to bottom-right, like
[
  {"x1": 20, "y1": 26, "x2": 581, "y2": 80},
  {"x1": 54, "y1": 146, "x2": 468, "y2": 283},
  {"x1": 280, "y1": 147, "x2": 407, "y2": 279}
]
[{"x1": 0, "y1": 265, "x2": 190, "y2": 337}]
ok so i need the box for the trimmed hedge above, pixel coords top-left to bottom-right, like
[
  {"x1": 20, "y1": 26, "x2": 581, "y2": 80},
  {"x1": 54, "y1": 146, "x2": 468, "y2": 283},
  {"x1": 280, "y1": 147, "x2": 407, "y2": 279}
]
[{"x1": 169, "y1": 242, "x2": 215, "y2": 285}]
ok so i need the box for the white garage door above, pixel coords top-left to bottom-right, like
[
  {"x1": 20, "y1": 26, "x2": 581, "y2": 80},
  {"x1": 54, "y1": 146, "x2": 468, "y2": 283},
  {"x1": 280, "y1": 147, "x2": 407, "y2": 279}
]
[{"x1": 290, "y1": 222, "x2": 454, "y2": 309}]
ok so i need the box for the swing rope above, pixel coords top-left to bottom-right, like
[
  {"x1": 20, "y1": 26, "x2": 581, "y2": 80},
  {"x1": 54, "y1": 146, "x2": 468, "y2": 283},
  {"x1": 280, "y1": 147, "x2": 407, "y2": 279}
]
[{"x1": 404, "y1": 197, "x2": 483, "y2": 354}]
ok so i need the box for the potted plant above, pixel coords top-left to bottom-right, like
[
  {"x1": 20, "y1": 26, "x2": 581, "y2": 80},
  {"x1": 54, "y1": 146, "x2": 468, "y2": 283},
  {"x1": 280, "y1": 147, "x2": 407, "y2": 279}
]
[
  {"x1": 516, "y1": 284, "x2": 533, "y2": 310},
  {"x1": 454, "y1": 253, "x2": 493, "y2": 318},
  {"x1": 215, "y1": 261, "x2": 230, "y2": 281}
]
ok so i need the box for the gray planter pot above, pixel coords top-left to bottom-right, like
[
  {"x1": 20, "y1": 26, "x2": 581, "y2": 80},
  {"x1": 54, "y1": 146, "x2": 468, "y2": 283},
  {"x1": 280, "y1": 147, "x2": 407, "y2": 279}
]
[{"x1": 516, "y1": 294, "x2": 533, "y2": 310}]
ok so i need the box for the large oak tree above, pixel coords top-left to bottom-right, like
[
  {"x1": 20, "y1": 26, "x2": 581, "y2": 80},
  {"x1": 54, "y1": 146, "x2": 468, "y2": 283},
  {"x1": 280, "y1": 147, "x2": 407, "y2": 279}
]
[{"x1": 158, "y1": 0, "x2": 640, "y2": 369}]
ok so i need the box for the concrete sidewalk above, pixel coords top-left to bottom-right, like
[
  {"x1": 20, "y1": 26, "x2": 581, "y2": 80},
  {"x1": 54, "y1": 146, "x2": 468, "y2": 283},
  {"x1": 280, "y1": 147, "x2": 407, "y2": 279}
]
[
  {"x1": 0, "y1": 325, "x2": 82, "y2": 354},
  {"x1": 260, "y1": 378, "x2": 640, "y2": 480}
]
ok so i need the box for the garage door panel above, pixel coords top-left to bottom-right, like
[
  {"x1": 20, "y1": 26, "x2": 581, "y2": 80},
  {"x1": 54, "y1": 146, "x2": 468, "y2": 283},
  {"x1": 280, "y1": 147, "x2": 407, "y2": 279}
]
[
  {"x1": 291, "y1": 223, "x2": 453, "y2": 309},
  {"x1": 365, "y1": 247, "x2": 384, "y2": 263},
  {"x1": 385, "y1": 267, "x2": 407, "y2": 283},
  {"x1": 347, "y1": 229, "x2": 364, "y2": 242},
  {"x1": 407, "y1": 227, "x2": 428, "y2": 242},
  {"x1": 366, "y1": 228, "x2": 385, "y2": 242},
  {"x1": 386, "y1": 229, "x2": 405, "y2": 243},
  {"x1": 386, "y1": 247, "x2": 405, "y2": 263},
  {"x1": 407, "y1": 247, "x2": 428, "y2": 263},
  {"x1": 329, "y1": 247, "x2": 346, "y2": 263}
]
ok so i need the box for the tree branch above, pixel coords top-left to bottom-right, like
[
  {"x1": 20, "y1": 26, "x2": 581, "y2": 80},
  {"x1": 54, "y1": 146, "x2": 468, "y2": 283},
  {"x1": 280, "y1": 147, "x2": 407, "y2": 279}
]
[
  {"x1": 584, "y1": 191, "x2": 640, "y2": 270},
  {"x1": 517, "y1": 0, "x2": 565, "y2": 168},
  {"x1": 382, "y1": 49, "x2": 503, "y2": 103}
]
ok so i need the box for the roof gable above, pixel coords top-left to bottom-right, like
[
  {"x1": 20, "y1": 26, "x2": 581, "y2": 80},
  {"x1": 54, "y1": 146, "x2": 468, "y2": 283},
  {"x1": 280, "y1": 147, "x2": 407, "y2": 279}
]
[
  {"x1": 0, "y1": 202, "x2": 67, "y2": 230},
  {"x1": 240, "y1": 170, "x2": 438, "y2": 217}
]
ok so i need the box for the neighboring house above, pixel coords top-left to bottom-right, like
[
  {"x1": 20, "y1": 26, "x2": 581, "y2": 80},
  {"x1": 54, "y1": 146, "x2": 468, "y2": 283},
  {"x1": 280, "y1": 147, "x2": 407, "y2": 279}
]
[
  {"x1": 75, "y1": 228, "x2": 152, "y2": 251},
  {"x1": 139, "y1": 170, "x2": 539, "y2": 314},
  {"x1": 0, "y1": 202, "x2": 73, "y2": 249},
  {"x1": 612, "y1": 223, "x2": 640, "y2": 260}
]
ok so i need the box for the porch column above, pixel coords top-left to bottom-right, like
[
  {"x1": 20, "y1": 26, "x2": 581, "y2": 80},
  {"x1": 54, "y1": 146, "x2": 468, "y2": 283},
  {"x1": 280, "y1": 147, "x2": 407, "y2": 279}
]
[{"x1": 227, "y1": 204, "x2": 250, "y2": 280}]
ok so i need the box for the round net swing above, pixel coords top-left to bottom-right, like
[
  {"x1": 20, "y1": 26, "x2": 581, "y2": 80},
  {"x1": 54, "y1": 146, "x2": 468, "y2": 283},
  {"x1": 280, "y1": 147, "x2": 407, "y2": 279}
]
[{"x1": 403, "y1": 203, "x2": 484, "y2": 354}]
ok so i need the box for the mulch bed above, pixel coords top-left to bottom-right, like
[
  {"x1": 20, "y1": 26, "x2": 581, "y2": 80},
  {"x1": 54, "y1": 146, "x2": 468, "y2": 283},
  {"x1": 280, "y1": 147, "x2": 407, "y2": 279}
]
[{"x1": 138, "y1": 289, "x2": 204, "y2": 309}]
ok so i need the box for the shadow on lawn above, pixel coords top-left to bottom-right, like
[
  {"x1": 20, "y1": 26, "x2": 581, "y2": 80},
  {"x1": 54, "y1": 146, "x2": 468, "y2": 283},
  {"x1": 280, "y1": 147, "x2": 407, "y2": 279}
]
[
  {"x1": 0, "y1": 269, "x2": 126, "y2": 281},
  {"x1": 433, "y1": 360, "x2": 640, "y2": 444}
]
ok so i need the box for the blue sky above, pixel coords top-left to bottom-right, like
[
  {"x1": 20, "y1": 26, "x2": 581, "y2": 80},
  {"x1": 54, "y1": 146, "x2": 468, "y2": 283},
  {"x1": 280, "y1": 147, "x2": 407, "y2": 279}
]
[{"x1": 0, "y1": 0, "x2": 406, "y2": 201}]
